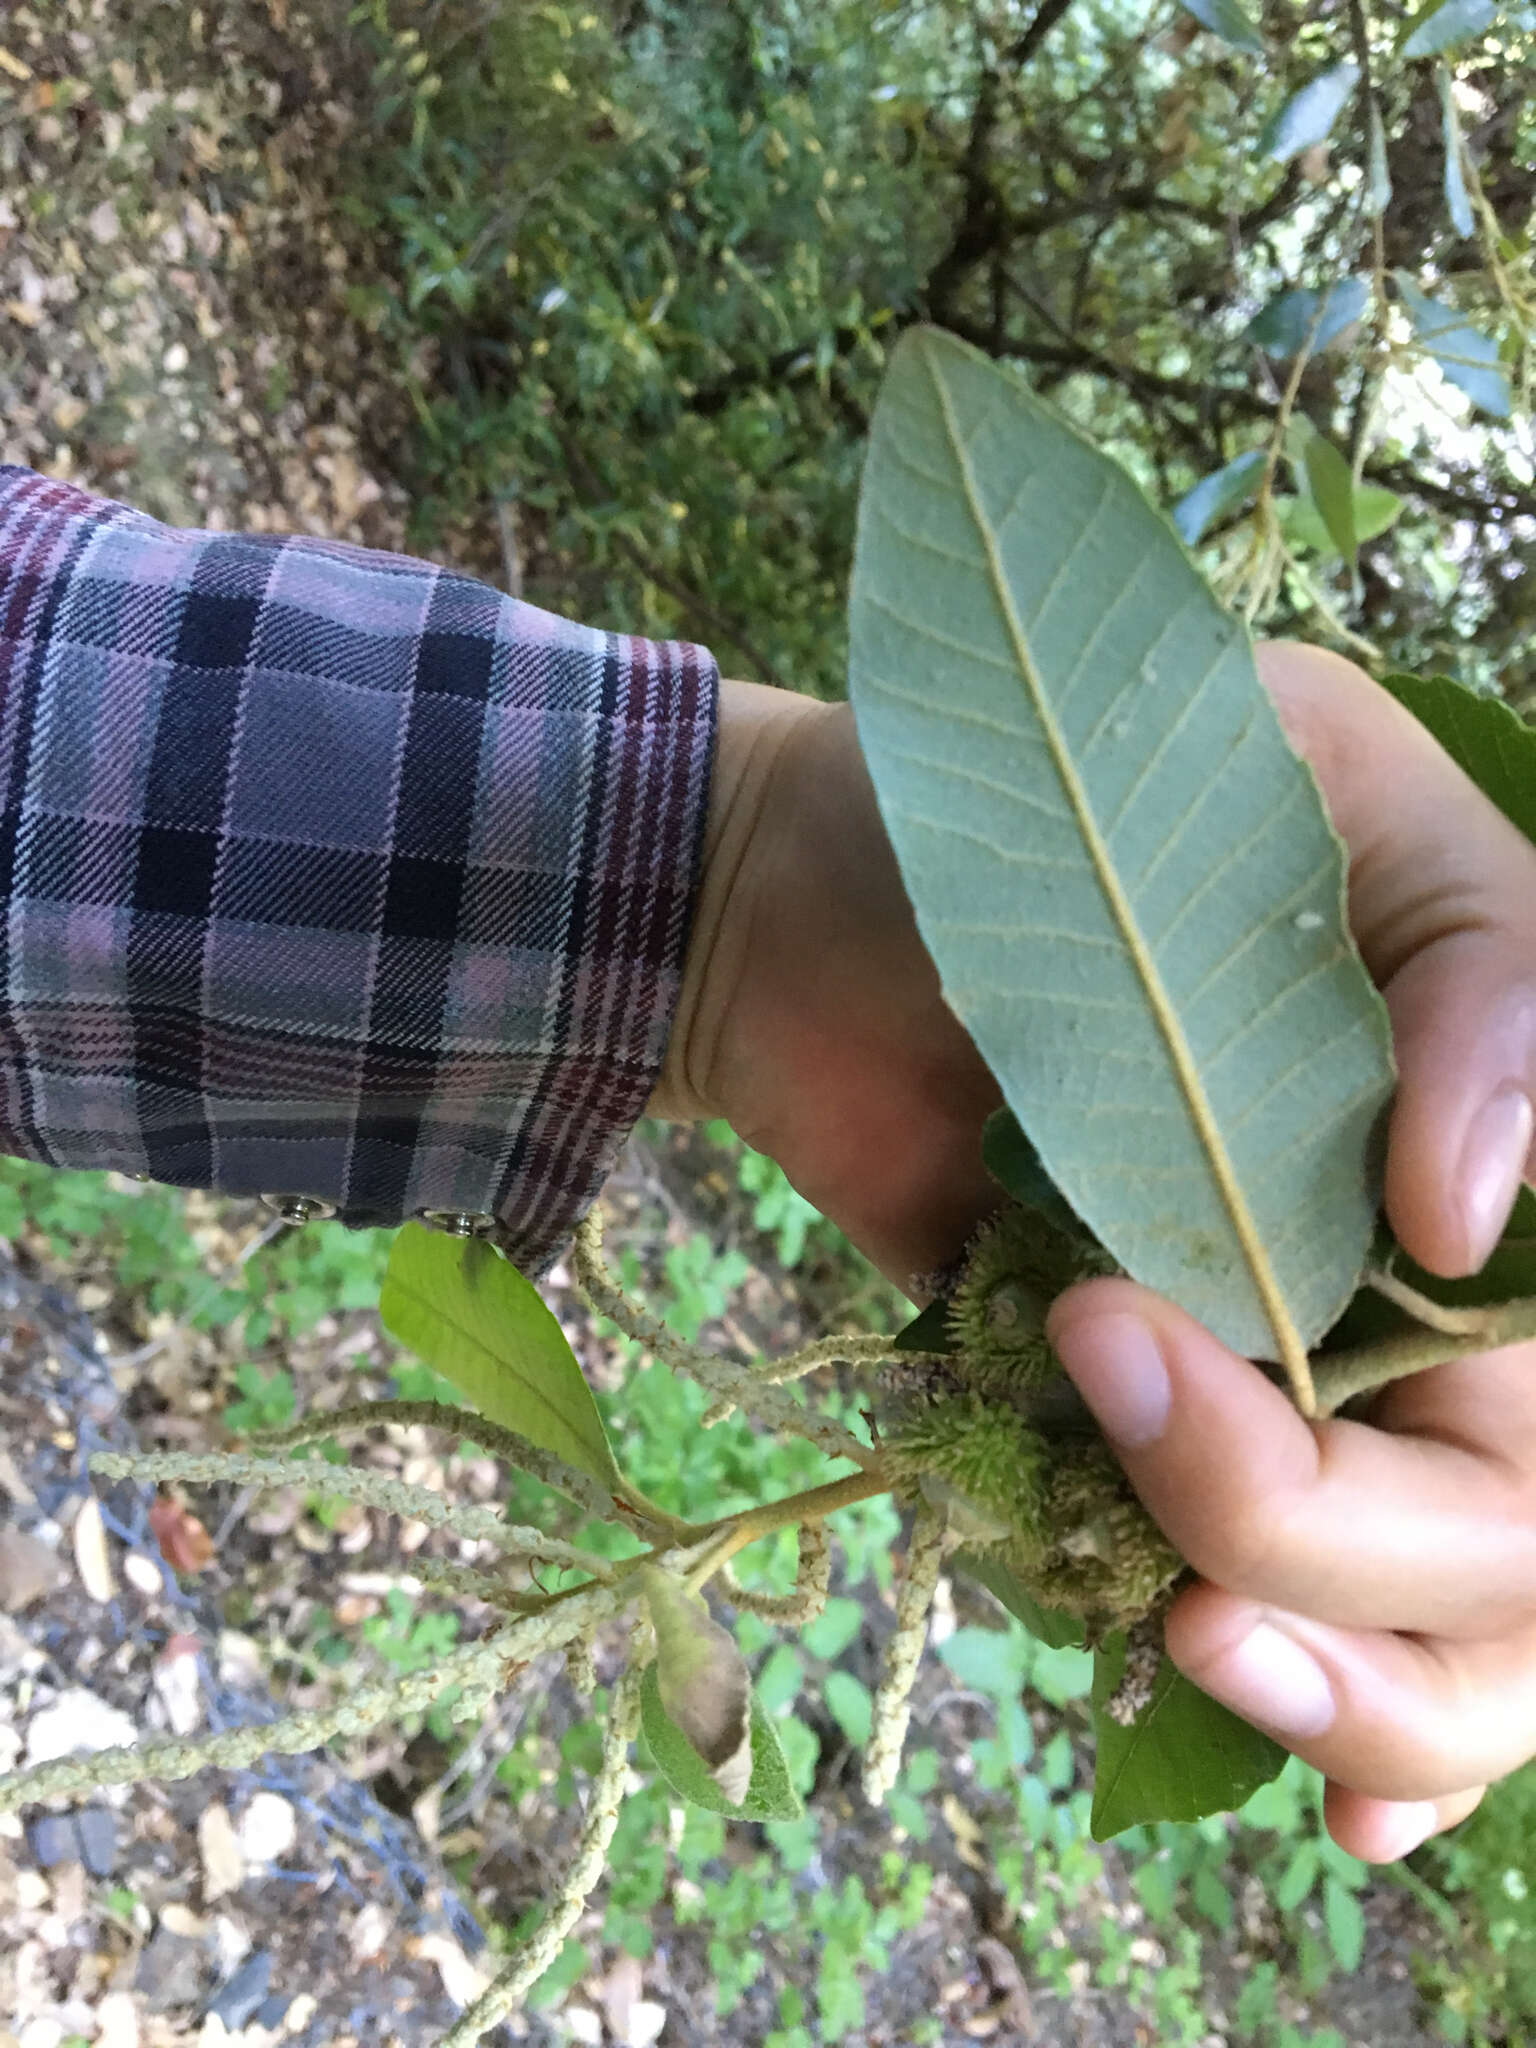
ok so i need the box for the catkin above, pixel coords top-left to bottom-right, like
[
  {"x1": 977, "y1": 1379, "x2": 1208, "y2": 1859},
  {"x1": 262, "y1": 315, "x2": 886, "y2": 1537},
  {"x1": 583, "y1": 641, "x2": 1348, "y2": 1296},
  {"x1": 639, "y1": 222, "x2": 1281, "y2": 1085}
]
[
  {"x1": 441, "y1": 1657, "x2": 645, "y2": 2046},
  {"x1": 721, "y1": 1516, "x2": 832, "y2": 1625},
  {"x1": 862, "y1": 1499, "x2": 950, "y2": 1806},
  {"x1": 0, "y1": 1580, "x2": 627, "y2": 1812},
  {"x1": 89, "y1": 1450, "x2": 613, "y2": 1578},
  {"x1": 252, "y1": 1399, "x2": 616, "y2": 1519}
]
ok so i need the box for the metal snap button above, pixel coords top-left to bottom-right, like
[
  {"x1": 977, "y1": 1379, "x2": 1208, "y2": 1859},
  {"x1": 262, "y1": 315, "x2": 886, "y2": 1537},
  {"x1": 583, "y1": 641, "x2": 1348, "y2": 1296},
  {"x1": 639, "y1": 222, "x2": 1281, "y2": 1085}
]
[
  {"x1": 414, "y1": 1208, "x2": 497, "y2": 1238},
  {"x1": 259, "y1": 1193, "x2": 338, "y2": 1226}
]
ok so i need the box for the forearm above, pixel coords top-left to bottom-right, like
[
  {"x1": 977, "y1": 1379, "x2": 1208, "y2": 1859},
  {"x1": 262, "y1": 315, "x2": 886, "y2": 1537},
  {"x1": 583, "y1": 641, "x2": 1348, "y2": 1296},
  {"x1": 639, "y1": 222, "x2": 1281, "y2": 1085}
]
[{"x1": 0, "y1": 463, "x2": 717, "y2": 1268}]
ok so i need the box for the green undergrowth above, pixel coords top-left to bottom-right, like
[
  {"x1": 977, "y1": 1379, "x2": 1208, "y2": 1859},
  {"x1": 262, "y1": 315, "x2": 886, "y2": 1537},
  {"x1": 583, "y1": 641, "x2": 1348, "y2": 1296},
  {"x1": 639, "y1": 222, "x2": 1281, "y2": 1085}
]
[{"x1": 1, "y1": 1151, "x2": 1532, "y2": 2040}]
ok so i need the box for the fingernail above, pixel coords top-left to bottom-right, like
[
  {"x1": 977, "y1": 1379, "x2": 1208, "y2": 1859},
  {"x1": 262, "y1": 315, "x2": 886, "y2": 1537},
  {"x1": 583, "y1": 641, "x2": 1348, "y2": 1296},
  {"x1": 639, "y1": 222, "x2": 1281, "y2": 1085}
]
[
  {"x1": 1206, "y1": 1621, "x2": 1335, "y2": 1739},
  {"x1": 1369, "y1": 1800, "x2": 1440, "y2": 1863},
  {"x1": 1053, "y1": 1312, "x2": 1171, "y2": 1448},
  {"x1": 1460, "y1": 1086, "x2": 1534, "y2": 1270}
]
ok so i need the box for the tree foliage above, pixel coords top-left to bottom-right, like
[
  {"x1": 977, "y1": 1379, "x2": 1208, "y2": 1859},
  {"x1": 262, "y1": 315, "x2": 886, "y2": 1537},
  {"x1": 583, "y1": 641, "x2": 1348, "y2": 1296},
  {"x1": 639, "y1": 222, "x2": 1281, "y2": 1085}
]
[{"x1": 347, "y1": 0, "x2": 1533, "y2": 695}]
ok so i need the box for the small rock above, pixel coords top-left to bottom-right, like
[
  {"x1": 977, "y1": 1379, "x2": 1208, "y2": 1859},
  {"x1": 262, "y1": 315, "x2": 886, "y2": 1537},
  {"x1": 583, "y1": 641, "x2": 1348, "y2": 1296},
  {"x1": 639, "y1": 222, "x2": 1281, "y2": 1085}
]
[
  {"x1": 628, "y1": 2005, "x2": 667, "y2": 2048},
  {"x1": 86, "y1": 199, "x2": 121, "y2": 244},
  {"x1": 123, "y1": 1551, "x2": 163, "y2": 1597},
  {"x1": 70, "y1": 1495, "x2": 114, "y2": 1603},
  {"x1": 25, "y1": 1688, "x2": 137, "y2": 1766},
  {"x1": 136, "y1": 1922, "x2": 207, "y2": 2012},
  {"x1": 212, "y1": 1915, "x2": 251, "y2": 1976},
  {"x1": 48, "y1": 1857, "x2": 87, "y2": 1926},
  {"x1": 152, "y1": 1639, "x2": 204, "y2": 1736},
  {"x1": 26, "y1": 1813, "x2": 78, "y2": 1868},
  {"x1": 207, "y1": 1949, "x2": 272, "y2": 2030},
  {"x1": 198, "y1": 1803, "x2": 244, "y2": 1903},
  {"x1": 235, "y1": 1793, "x2": 295, "y2": 1867},
  {"x1": 95, "y1": 1991, "x2": 139, "y2": 2048},
  {"x1": 35, "y1": 1810, "x2": 117, "y2": 1884},
  {"x1": 283, "y1": 1994, "x2": 317, "y2": 2035},
  {"x1": 564, "y1": 2010, "x2": 602, "y2": 2047},
  {"x1": 349, "y1": 1902, "x2": 392, "y2": 1963},
  {"x1": 216, "y1": 1633, "x2": 263, "y2": 1690},
  {"x1": 0, "y1": 1527, "x2": 64, "y2": 1613},
  {"x1": 162, "y1": 1904, "x2": 209, "y2": 1938},
  {"x1": 254, "y1": 1991, "x2": 292, "y2": 2031}
]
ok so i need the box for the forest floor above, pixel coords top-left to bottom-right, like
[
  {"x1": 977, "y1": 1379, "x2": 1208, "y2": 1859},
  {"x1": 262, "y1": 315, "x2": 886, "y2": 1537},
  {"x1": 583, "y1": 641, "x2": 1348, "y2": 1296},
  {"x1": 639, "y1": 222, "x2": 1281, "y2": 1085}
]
[{"x1": 0, "y1": 3, "x2": 1506, "y2": 2046}]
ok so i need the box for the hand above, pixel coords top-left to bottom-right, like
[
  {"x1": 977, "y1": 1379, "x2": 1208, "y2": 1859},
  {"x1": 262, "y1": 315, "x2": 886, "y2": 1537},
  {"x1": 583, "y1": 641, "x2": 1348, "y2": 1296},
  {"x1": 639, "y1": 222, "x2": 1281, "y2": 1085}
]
[
  {"x1": 648, "y1": 675, "x2": 1004, "y2": 1286},
  {"x1": 652, "y1": 648, "x2": 1536, "y2": 1860},
  {"x1": 1047, "y1": 644, "x2": 1536, "y2": 1860}
]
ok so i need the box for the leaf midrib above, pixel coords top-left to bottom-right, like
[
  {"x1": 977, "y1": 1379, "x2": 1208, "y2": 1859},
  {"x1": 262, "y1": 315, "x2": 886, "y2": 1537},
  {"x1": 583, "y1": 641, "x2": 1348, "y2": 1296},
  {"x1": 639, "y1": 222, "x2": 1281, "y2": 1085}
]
[{"x1": 919, "y1": 334, "x2": 1308, "y2": 1387}]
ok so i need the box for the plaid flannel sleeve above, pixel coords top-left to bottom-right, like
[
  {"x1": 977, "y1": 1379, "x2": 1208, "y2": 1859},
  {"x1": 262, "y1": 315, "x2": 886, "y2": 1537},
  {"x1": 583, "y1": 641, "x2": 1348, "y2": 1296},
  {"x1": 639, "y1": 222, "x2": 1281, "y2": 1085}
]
[{"x1": 0, "y1": 465, "x2": 717, "y2": 1270}]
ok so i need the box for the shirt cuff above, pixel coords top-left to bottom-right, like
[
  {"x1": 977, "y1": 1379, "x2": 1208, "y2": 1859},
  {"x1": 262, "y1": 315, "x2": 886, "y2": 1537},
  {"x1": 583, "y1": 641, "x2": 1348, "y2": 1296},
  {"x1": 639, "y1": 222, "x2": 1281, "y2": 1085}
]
[{"x1": 0, "y1": 464, "x2": 719, "y2": 1269}]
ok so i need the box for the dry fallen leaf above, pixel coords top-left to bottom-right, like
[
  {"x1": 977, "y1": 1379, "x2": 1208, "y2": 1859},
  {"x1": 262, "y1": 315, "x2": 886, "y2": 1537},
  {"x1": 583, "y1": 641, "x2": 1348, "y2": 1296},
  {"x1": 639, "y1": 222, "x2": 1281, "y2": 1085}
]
[
  {"x1": 197, "y1": 1802, "x2": 244, "y2": 1904},
  {"x1": 71, "y1": 1495, "x2": 114, "y2": 1604},
  {"x1": 149, "y1": 1494, "x2": 215, "y2": 1574}
]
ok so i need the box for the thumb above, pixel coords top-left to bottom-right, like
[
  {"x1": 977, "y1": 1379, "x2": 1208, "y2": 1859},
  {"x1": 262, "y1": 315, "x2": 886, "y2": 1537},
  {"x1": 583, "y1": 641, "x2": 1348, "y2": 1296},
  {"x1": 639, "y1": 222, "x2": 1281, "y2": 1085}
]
[{"x1": 1258, "y1": 643, "x2": 1536, "y2": 1278}]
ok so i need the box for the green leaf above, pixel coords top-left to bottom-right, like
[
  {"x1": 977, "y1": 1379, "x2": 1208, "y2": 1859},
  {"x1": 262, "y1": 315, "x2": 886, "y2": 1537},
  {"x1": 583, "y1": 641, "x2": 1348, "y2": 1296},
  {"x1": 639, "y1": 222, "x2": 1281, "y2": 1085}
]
[
  {"x1": 380, "y1": 1223, "x2": 622, "y2": 1493},
  {"x1": 1172, "y1": 449, "x2": 1266, "y2": 546},
  {"x1": 1395, "y1": 273, "x2": 1512, "y2": 418},
  {"x1": 1260, "y1": 62, "x2": 1359, "y2": 164},
  {"x1": 642, "y1": 1567, "x2": 752, "y2": 1804},
  {"x1": 1324, "y1": 1874, "x2": 1367, "y2": 1967},
  {"x1": 1275, "y1": 1838, "x2": 1322, "y2": 1910},
  {"x1": 639, "y1": 1666, "x2": 802, "y2": 1820},
  {"x1": 893, "y1": 1297, "x2": 957, "y2": 1354},
  {"x1": 1365, "y1": 96, "x2": 1393, "y2": 216},
  {"x1": 1401, "y1": 0, "x2": 1498, "y2": 58},
  {"x1": 823, "y1": 1669, "x2": 874, "y2": 1746},
  {"x1": 1176, "y1": 0, "x2": 1265, "y2": 55},
  {"x1": 1439, "y1": 63, "x2": 1475, "y2": 238},
  {"x1": 951, "y1": 1549, "x2": 1086, "y2": 1649},
  {"x1": 848, "y1": 326, "x2": 1395, "y2": 1366},
  {"x1": 1382, "y1": 672, "x2": 1536, "y2": 846},
  {"x1": 1279, "y1": 485, "x2": 1403, "y2": 559},
  {"x1": 1302, "y1": 434, "x2": 1358, "y2": 569},
  {"x1": 1246, "y1": 278, "x2": 1368, "y2": 358},
  {"x1": 1090, "y1": 1642, "x2": 1287, "y2": 1836}
]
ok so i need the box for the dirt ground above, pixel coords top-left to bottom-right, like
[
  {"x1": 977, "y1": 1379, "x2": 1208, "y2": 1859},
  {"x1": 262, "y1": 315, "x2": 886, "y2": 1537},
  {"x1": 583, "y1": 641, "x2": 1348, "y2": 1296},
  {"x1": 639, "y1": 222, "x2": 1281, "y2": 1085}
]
[{"x1": 0, "y1": 4, "x2": 1483, "y2": 2045}]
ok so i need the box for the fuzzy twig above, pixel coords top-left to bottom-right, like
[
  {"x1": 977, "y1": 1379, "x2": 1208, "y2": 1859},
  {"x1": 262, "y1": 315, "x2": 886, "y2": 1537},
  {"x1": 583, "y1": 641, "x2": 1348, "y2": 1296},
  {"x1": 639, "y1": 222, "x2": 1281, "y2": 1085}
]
[
  {"x1": 441, "y1": 1656, "x2": 645, "y2": 2046},
  {"x1": 572, "y1": 1210, "x2": 877, "y2": 1470},
  {"x1": 1313, "y1": 1293, "x2": 1536, "y2": 1416}
]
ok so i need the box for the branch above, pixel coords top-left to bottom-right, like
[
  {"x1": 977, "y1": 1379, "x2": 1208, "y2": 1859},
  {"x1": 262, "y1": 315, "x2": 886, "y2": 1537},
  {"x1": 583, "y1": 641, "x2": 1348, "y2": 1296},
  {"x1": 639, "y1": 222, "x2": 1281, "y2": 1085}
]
[{"x1": 1004, "y1": 0, "x2": 1078, "y2": 69}]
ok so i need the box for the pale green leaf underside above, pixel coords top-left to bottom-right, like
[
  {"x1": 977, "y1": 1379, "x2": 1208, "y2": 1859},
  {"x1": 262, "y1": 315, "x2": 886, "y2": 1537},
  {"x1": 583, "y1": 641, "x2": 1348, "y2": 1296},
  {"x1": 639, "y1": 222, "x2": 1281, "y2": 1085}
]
[
  {"x1": 380, "y1": 1224, "x2": 622, "y2": 1492},
  {"x1": 848, "y1": 327, "x2": 1394, "y2": 1360}
]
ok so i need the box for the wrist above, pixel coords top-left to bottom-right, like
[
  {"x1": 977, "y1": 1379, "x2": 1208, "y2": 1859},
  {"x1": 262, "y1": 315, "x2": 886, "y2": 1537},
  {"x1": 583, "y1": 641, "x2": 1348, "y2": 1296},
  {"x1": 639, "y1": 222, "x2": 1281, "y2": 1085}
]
[{"x1": 649, "y1": 678, "x2": 833, "y2": 1125}]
